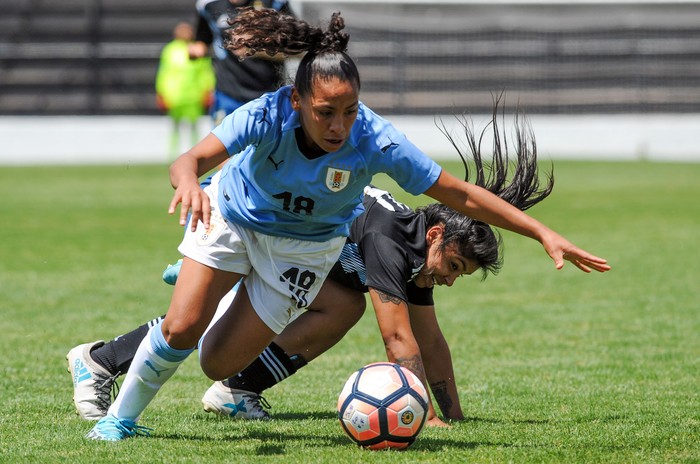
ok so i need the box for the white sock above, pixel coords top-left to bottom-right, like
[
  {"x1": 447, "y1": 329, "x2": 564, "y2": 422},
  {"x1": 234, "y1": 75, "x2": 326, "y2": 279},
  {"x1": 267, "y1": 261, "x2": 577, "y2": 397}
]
[{"x1": 107, "y1": 320, "x2": 193, "y2": 421}]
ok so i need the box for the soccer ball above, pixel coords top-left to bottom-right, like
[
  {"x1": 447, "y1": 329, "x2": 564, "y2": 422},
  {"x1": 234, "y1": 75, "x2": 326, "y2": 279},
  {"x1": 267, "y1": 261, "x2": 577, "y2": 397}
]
[{"x1": 337, "y1": 362, "x2": 429, "y2": 450}]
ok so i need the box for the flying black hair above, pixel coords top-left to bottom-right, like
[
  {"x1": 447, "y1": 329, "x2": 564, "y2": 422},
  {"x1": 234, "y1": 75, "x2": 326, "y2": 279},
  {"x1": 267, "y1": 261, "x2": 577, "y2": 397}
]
[{"x1": 417, "y1": 93, "x2": 554, "y2": 279}]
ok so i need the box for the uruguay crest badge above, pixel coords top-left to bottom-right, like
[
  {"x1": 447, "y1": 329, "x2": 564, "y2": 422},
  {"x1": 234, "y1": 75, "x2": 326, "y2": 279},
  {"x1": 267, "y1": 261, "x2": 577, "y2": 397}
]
[{"x1": 325, "y1": 167, "x2": 350, "y2": 192}]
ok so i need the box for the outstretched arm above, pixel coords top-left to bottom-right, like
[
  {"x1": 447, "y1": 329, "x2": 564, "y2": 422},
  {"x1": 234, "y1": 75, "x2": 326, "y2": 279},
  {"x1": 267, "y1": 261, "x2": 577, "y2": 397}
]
[
  {"x1": 408, "y1": 302, "x2": 464, "y2": 421},
  {"x1": 424, "y1": 170, "x2": 611, "y2": 273}
]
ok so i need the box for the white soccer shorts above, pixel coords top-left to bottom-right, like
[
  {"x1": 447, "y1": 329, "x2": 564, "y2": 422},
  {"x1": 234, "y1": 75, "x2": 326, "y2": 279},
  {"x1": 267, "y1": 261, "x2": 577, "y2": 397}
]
[{"x1": 178, "y1": 171, "x2": 345, "y2": 333}]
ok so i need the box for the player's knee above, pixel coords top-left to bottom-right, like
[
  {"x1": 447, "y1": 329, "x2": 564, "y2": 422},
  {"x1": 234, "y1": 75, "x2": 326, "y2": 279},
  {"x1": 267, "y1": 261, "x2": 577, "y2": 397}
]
[
  {"x1": 200, "y1": 352, "x2": 241, "y2": 381},
  {"x1": 161, "y1": 319, "x2": 201, "y2": 350},
  {"x1": 200, "y1": 361, "x2": 226, "y2": 381},
  {"x1": 347, "y1": 291, "x2": 366, "y2": 323},
  {"x1": 329, "y1": 287, "x2": 365, "y2": 323}
]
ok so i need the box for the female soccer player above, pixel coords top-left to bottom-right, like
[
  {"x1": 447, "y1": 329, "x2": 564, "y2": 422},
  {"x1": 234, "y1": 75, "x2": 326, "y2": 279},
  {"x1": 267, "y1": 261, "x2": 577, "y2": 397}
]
[{"x1": 85, "y1": 8, "x2": 609, "y2": 441}]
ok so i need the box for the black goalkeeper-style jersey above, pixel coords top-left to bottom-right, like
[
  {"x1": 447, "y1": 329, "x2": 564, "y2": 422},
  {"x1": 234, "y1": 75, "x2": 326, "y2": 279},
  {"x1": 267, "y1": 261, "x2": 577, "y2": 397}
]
[
  {"x1": 195, "y1": 0, "x2": 291, "y2": 103},
  {"x1": 327, "y1": 186, "x2": 435, "y2": 306}
]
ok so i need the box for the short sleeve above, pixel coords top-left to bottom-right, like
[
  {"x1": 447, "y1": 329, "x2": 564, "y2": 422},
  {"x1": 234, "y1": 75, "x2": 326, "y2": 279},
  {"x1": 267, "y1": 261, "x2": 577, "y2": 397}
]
[
  {"x1": 381, "y1": 132, "x2": 442, "y2": 195},
  {"x1": 357, "y1": 107, "x2": 442, "y2": 195},
  {"x1": 405, "y1": 280, "x2": 434, "y2": 306},
  {"x1": 211, "y1": 100, "x2": 267, "y2": 157},
  {"x1": 360, "y1": 232, "x2": 412, "y2": 302}
]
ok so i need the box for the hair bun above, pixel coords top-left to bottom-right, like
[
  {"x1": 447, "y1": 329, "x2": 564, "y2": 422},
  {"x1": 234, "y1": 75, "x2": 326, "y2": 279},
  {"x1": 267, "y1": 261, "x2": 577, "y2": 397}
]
[{"x1": 308, "y1": 12, "x2": 349, "y2": 54}]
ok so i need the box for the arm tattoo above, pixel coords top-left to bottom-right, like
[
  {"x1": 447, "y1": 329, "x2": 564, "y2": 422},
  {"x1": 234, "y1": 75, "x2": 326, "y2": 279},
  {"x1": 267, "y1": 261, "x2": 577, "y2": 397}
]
[
  {"x1": 429, "y1": 380, "x2": 454, "y2": 415},
  {"x1": 375, "y1": 290, "x2": 404, "y2": 305},
  {"x1": 395, "y1": 354, "x2": 426, "y2": 382}
]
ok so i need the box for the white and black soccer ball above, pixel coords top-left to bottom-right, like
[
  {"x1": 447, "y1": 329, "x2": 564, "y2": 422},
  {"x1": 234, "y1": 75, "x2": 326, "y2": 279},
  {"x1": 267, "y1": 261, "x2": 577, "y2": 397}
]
[{"x1": 337, "y1": 362, "x2": 429, "y2": 450}]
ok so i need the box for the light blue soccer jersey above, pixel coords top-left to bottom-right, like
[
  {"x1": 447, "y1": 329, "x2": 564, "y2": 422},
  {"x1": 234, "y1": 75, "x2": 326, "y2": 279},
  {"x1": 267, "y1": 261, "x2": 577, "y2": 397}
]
[{"x1": 213, "y1": 85, "x2": 442, "y2": 242}]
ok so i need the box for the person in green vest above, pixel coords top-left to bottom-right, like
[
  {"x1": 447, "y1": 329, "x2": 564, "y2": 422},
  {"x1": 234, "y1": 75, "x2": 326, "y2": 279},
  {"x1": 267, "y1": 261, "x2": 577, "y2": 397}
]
[{"x1": 156, "y1": 22, "x2": 216, "y2": 157}]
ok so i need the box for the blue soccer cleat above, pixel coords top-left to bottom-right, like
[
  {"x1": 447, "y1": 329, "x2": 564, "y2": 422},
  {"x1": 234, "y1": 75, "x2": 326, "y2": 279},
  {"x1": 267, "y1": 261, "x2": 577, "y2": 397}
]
[
  {"x1": 86, "y1": 414, "x2": 152, "y2": 441},
  {"x1": 162, "y1": 258, "x2": 183, "y2": 285}
]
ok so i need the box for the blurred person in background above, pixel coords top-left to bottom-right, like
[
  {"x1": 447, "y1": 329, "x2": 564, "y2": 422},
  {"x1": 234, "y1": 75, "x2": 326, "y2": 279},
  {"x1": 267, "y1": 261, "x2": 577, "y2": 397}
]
[
  {"x1": 190, "y1": 0, "x2": 294, "y2": 125},
  {"x1": 158, "y1": 1, "x2": 296, "y2": 275},
  {"x1": 156, "y1": 22, "x2": 216, "y2": 157}
]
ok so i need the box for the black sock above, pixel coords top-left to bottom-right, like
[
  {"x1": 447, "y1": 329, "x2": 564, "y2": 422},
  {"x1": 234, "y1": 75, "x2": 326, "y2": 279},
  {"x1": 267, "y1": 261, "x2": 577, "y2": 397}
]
[
  {"x1": 224, "y1": 342, "x2": 308, "y2": 394},
  {"x1": 90, "y1": 315, "x2": 165, "y2": 375}
]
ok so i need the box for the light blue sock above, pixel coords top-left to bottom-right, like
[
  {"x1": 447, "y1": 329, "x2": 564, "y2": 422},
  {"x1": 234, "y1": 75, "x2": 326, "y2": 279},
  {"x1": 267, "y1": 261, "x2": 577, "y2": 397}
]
[{"x1": 107, "y1": 320, "x2": 194, "y2": 421}]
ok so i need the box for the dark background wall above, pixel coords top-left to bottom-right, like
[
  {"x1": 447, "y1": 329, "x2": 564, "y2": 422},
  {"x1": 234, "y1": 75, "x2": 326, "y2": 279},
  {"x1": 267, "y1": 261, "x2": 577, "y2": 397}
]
[
  {"x1": 2, "y1": 0, "x2": 700, "y2": 116},
  {"x1": 0, "y1": 0, "x2": 193, "y2": 115}
]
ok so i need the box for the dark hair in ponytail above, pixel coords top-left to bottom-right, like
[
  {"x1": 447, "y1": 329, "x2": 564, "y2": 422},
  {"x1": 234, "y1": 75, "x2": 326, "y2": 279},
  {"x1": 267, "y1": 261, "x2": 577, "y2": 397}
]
[{"x1": 223, "y1": 8, "x2": 360, "y2": 97}]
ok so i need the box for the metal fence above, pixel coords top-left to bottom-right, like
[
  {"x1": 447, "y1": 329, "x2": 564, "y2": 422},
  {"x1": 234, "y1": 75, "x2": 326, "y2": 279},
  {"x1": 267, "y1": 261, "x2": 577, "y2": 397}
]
[{"x1": 2, "y1": 0, "x2": 700, "y2": 115}]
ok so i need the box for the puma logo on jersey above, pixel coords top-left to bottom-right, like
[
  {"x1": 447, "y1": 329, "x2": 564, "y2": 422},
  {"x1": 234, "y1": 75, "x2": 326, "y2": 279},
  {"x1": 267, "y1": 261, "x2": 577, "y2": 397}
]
[
  {"x1": 258, "y1": 108, "x2": 272, "y2": 126},
  {"x1": 381, "y1": 141, "x2": 399, "y2": 153},
  {"x1": 267, "y1": 155, "x2": 284, "y2": 170}
]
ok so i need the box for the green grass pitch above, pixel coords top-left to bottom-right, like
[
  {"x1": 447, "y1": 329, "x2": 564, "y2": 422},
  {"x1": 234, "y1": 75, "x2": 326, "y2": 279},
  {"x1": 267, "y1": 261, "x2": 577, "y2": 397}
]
[{"x1": 1, "y1": 160, "x2": 699, "y2": 463}]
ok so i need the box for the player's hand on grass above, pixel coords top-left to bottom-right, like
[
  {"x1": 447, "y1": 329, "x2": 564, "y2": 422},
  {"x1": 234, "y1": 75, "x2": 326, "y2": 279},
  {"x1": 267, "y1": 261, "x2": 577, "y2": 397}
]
[
  {"x1": 426, "y1": 416, "x2": 451, "y2": 428},
  {"x1": 168, "y1": 180, "x2": 211, "y2": 232}
]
